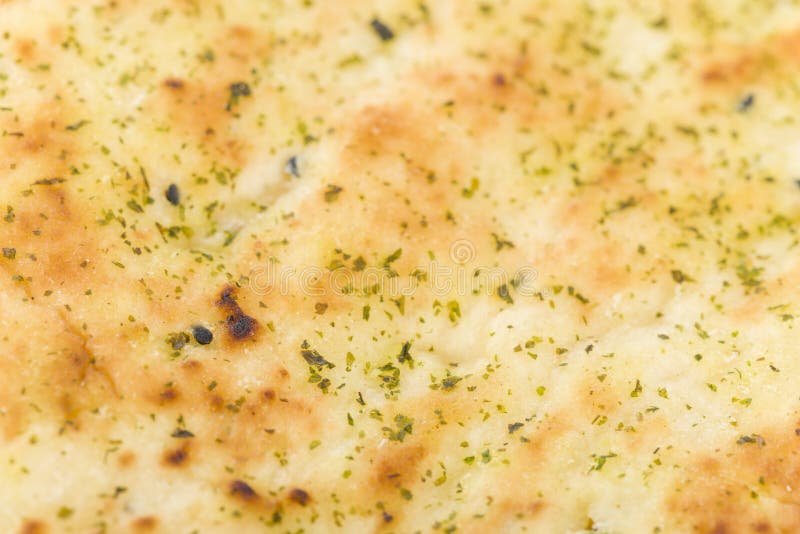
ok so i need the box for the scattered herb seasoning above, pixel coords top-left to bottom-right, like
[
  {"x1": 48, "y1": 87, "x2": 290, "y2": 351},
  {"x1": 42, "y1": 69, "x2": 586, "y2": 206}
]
[
  {"x1": 65, "y1": 120, "x2": 89, "y2": 131},
  {"x1": 168, "y1": 331, "x2": 191, "y2": 350},
  {"x1": 226, "y1": 81, "x2": 252, "y2": 111},
  {"x1": 383, "y1": 248, "x2": 402, "y2": 267},
  {"x1": 324, "y1": 184, "x2": 343, "y2": 202},
  {"x1": 497, "y1": 284, "x2": 513, "y2": 304},
  {"x1": 671, "y1": 269, "x2": 693, "y2": 283},
  {"x1": 32, "y1": 177, "x2": 66, "y2": 186},
  {"x1": 301, "y1": 340, "x2": 335, "y2": 368},
  {"x1": 383, "y1": 414, "x2": 413, "y2": 442}
]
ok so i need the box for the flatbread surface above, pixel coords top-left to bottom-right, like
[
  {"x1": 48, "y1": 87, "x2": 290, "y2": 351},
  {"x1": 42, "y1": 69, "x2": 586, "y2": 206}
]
[{"x1": 3, "y1": 1, "x2": 800, "y2": 532}]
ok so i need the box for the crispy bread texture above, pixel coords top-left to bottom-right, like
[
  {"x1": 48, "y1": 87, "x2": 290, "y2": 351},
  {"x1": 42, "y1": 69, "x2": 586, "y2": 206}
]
[{"x1": 3, "y1": 1, "x2": 800, "y2": 532}]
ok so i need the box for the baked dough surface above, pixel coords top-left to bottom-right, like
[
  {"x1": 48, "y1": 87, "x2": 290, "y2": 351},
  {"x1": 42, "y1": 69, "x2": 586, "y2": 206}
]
[{"x1": 3, "y1": 1, "x2": 800, "y2": 532}]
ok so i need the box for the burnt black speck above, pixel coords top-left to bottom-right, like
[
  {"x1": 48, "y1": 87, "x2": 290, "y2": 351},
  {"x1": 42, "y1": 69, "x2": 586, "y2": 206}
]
[
  {"x1": 738, "y1": 93, "x2": 755, "y2": 112},
  {"x1": 192, "y1": 325, "x2": 213, "y2": 345},
  {"x1": 166, "y1": 183, "x2": 180, "y2": 205},
  {"x1": 285, "y1": 156, "x2": 300, "y2": 177},
  {"x1": 370, "y1": 18, "x2": 394, "y2": 41}
]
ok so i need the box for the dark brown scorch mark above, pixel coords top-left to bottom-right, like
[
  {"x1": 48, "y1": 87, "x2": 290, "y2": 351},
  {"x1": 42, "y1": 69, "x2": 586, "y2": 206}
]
[
  {"x1": 163, "y1": 77, "x2": 185, "y2": 90},
  {"x1": 216, "y1": 286, "x2": 258, "y2": 341},
  {"x1": 288, "y1": 488, "x2": 311, "y2": 506},
  {"x1": 230, "y1": 480, "x2": 258, "y2": 501},
  {"x1": 162, "y1": 444, "x2": 190, "y2": 467}
]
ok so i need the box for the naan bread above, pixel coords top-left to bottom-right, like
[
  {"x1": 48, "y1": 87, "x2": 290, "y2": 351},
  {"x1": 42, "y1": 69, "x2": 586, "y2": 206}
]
[{"x1": 3, "y1": 1, "x2": 800, "y2": 532}]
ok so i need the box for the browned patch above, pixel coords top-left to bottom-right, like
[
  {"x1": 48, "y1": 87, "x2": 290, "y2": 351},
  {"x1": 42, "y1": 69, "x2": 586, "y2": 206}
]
[
  {"x1": 469, "y1": 498, "x2": 547, "y2": 531},
  {"x1": 13, "y1": 38, "x2": 37, "y2": 62},
  {"x1": 46, "y1": 25, "x2": 64, "y2": 46},
  {"x1": 371, "y1": 444, "x2": 427, "y2": 491},
  {"x1": 288, "y1": 488, "x2": 311, "y2": 506},
  {"x1": 216, "y1": 286, "x2": 259, "y2": 341},
  {"x1": 262, "y1": 388, "x2": 276, "y2": 402},
  {"x1": 181, "y1": 359, "x2": 203, "y2": 372},
  {"x1": 702, "y1": 56, "x2": 758, "y2": 85},
  {"x1": 118, "y1": 450, "x2": 137, "y2": 468},
  {"x1": 663, "y1": 427, "x2": 800, "y2": 533},
  {"x1": 131, "y1": 516, "x2": 159, "y2": 532},
  {"x1": 142, "y1": 24, "x2": 272, "y2": 167},
  {"x1": 208, "y1": 393, "x2": 225, "y2": 412},
  {"x1": 700, "y1": 27, "x2": 800, "y2": 90},
  {"x1": 18, "y1": 520, "x2": 47, "y2": 534}
]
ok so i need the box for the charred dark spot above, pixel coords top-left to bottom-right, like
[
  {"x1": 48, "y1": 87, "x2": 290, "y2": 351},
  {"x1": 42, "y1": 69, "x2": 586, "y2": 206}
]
[
  {"x1": 738, "y1": 93, "x2": 755, "y2": 112},
  {"x1": 382, "y1": 511, "x2": 394, "y2": 523},
  {"x1": 288, "y1": 488, "x2": 311, "y2": 506},
  {"x1": 227, "y1": 313, "x2": 256, "y2": 339},
  {"x1": 314, "y1": 302, "x2": 328, "y2": 315},
  {"x1": 171, "y1": 428, "x2": 195, "y2": 438},
  {"x1": 370, "y1": 18, "x2": 394, "y2": 41},
  {"x1": 263, "y1": 389, "x2": 276, "y2": 401},
  {"x1": 163, "y1": 445, "x2": 189, "y2": 466},
  {"x1": 508, "y1": 422, "x2": 524, "y2": 433},
  {"x1": 163, "y1": 78, "x2": 185, "y2": 90},
  {"x1": 216, "y1": 286, "x2": 259, "y2": 341},
  {"x1": 192, "y1": 325, "x2": 213, "y2": 345},
  {"x1": 493, "y1": 73, "x2": 507, "y2": 86},
  {"x1": 218, "y1": 286, "x2": 237, "y2": 307},
  {"x1": 230, "y1": 82, "x2": 251, "y2": 97},
  {"x1": 165, "y1": 184, "x2": 180, "y2": 205},
  {"x1": 230, "y1": 480, "x2": 258, "y2": 501},
  {"x1": 284, "y1": 155, "x2": 300, "y2": 177}
]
